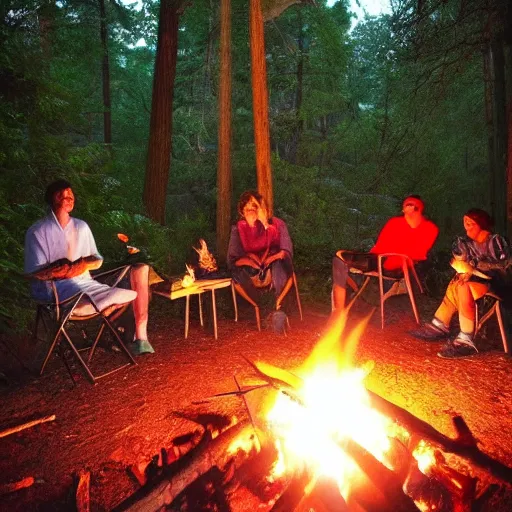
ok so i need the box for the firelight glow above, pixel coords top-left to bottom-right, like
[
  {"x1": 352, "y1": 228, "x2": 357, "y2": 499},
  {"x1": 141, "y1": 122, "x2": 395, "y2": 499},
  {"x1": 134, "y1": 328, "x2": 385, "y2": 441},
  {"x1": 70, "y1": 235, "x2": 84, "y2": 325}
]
[{"x1": 258, "y1": 309, "x2": 436, "y2": 504}]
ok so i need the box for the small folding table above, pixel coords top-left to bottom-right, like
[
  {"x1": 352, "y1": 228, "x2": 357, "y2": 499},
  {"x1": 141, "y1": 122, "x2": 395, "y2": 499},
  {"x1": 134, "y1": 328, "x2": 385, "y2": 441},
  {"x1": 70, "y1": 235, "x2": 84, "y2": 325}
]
[{"x1": 153, "y1": 278, "x2": 238, "y2": 340}]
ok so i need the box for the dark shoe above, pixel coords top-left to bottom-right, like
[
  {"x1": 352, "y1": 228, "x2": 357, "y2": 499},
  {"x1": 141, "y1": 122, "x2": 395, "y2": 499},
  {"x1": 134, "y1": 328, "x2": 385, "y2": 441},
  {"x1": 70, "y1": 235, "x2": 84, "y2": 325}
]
[
  {"x1": 437, "y1": 338, "x2": 478, "y2": 359},
  {"x1": 129, "y1": 339, "x2": 155, "y2": 355},
  {"x1": 409, "y1": 322, "x2": 449, "y2": 341}
]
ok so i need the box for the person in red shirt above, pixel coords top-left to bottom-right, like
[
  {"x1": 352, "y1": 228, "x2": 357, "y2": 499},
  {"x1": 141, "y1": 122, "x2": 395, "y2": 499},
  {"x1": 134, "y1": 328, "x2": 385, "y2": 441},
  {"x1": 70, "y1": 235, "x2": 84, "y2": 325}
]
[{"x1": 332, "y1": 195, "x2": 439, "y2": 311}]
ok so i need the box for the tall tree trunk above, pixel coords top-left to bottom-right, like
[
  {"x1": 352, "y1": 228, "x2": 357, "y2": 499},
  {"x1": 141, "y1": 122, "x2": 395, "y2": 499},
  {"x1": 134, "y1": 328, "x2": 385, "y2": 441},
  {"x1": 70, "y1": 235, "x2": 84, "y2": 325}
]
[
  {"x1": 504, "y1": 1, "x2": 512, "y2": 239},
  {"x1": 99, "y1": 0, "x2": 112, "y2": 148},
  {"x1": 289, "y1": 11, "x2": 304, "y2": 165},
  {"x1": 490, "y1": 37, "x2": 507, "y2": 234},
  {"x1": 249, "y1": 0, "x2": 273, "y2": 216},
  {"x1": 216, "y1": 0, "x2": 232, "y2": 264},
  {"x1": 143, "y1": 0, "x2": 180, "y2": 225}
]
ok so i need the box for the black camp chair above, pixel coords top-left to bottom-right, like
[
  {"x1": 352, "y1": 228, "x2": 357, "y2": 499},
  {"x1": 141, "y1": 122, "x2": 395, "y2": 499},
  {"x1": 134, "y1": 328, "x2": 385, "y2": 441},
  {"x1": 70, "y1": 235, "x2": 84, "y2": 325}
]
[{"x1": 32, "y1": 266, "x2": 137, "y2": 384}]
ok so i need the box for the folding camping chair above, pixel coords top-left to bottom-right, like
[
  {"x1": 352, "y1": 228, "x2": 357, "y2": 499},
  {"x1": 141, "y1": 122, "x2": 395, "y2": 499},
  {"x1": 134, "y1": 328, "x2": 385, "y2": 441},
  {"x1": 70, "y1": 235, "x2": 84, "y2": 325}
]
[
  {"x1": 233, "y1": 271, "x2": 303, "y2": 331},
  {"x1": 349, "y1": 253, "x2": 423, "y2": 329},
  {"x1": 475, "y1": 292, "x2": 509, "y2": 353},
  {"x1": 32, "y1": 266, "x2": 137, "y2": 384}
]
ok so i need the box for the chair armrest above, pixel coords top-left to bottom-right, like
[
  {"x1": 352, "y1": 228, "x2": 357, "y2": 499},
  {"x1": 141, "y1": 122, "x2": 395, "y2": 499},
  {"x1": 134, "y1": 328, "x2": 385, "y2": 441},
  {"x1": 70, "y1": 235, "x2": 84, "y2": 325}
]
[
  {"x1": 376, "y1": 253, "x2": 414, "y2": 271},
  {"x1": 376, "y1": 253, "x2": 414, "y2": 263},
  {"x1": 376, "y1": 253, "x2": 423, "y2": 293},
  {"x1": 92, "y1": 265, "x2": 131, "y2": 287}
]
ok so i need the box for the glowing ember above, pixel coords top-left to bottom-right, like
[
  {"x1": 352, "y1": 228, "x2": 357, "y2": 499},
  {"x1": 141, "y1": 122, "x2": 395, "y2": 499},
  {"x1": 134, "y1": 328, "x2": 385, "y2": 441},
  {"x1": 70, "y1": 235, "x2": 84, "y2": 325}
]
[
  {"x1": 194, "y1": 239, "x2": 218, "y2": 273},
  {"x1": 413, "y1": 440, "x2": 436, "y2": 474},
  {"x1": 181, "y1": 264, "x2": 196, "y2": 288}
]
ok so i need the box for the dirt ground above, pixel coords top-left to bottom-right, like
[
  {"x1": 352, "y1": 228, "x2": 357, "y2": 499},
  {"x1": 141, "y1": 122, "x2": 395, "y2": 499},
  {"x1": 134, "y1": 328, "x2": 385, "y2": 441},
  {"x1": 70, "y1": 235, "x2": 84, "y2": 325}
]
[{"x1": 1, "y1": 292, "x2": 511, "y2": 511}]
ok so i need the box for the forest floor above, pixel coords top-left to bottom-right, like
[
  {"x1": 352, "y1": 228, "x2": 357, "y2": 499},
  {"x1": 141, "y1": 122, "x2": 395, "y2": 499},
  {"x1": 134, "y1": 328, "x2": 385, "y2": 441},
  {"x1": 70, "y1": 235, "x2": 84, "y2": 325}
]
[{"x1": 0, "y1": 289, "x2": 512, "y2": 511}]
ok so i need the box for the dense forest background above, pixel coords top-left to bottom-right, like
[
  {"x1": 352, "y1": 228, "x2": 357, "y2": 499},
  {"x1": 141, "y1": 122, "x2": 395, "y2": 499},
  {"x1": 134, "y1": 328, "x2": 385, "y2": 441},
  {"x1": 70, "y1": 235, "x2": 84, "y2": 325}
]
[{"x1": 1, "y1": 0, "x2": 511, "y2": 332}]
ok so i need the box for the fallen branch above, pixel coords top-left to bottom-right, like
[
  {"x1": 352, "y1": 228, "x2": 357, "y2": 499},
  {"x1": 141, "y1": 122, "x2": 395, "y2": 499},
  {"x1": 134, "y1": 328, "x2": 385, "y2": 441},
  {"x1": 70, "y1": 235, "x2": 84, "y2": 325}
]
[
  {"x1": 114, "y1": 419, "x2": 257, "y2": 512},
  {"x1": 367, "y1": 390, "x2": 512, "y2": 484},
  {"x1": 0, "y1": 414, "x2": 56, "y2": 439},
  {"x1": 76, "y1": 470, "x2": 90, "y2": 512},
  {"x1": 0, "y1": 477, "x2": 34, "y2": 496}
]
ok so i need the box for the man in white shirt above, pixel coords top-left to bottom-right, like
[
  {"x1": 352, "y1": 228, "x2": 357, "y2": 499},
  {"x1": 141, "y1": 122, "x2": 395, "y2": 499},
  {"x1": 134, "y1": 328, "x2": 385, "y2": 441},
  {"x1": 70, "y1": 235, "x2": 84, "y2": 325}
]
[{"x1": 25, "y1": 179, "x2": 154, "y2": 355}]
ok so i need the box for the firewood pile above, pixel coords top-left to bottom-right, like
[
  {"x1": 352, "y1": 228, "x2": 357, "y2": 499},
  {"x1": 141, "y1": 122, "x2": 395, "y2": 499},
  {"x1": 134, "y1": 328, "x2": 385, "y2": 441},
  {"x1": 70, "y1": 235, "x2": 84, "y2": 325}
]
[{"x1": 111, "y1": 358, "x2": 512, "y2": 512}]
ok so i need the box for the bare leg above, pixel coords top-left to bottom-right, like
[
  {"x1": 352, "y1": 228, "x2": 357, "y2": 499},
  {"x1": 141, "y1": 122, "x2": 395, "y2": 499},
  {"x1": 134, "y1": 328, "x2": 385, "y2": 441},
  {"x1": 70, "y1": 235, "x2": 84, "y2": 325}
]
[
  {"x1": 434, "y1": 278, "x2": 489, "y2": 334},
  {"x1": 130, "y1": 264, "x2": 149, "y2": 340},
  {"x1": 332, "y1": 284, "x2": 346, "y2": 311},
  {"x1": 458, "y1": 281, "x2": 489, "y2": 334},
  {"x1": 433, "y1": 278, "x2": 459, "y2": 328}
]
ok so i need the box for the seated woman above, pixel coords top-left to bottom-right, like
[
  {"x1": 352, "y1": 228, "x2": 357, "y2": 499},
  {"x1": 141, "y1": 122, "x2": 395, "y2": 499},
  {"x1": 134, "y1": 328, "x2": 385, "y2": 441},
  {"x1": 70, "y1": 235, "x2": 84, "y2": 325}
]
[
  {"x1": 228, "y1": 190, "x2": 293, "y2": 312},
  {"x1": 411, "y1": 208, "x2": 511, "y2": 358}
]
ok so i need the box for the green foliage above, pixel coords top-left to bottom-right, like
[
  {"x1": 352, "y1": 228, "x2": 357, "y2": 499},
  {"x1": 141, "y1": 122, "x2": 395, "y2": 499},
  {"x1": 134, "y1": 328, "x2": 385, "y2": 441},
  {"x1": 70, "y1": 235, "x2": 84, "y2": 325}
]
[{"x1": 0, "y1": 0, "x2": 505, "y2": 327}]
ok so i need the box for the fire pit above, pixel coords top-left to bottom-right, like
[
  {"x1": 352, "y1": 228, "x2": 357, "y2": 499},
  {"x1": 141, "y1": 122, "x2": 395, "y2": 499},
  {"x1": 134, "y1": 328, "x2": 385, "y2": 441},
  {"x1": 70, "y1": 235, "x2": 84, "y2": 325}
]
[{"x1": 115, "y1": 312, "x2": 512, "y2": 512}]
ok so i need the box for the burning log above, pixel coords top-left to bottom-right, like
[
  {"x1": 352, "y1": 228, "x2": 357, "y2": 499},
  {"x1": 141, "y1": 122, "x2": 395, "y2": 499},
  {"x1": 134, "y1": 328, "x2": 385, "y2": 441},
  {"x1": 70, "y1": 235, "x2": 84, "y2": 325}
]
[
  {"x1": 366, "y1": 390, "x2": 512, "y2": 484},
  {"x1": 269, "y1": 471, "x2": 314, "y2": 512},
  {"x1": 270, "y1": 472, "x2": 352, "y2": 512},
  {"x1": 113, "y1": 419, "x2": 258, "y2": 512},
  {"x1": 342, "y1": 438, "x2": 420, "y2": 512}
]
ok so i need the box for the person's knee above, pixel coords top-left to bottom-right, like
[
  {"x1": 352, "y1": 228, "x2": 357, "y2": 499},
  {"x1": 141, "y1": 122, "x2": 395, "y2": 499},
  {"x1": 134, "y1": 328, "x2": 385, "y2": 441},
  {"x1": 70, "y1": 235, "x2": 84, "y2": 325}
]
[
  {"x1": 443, "y1": 279, "x2": 461, "y2": 309},
  {"x1": 131, "y1": 264, "x2": 149, "y2": 284},
  {"x1": 332, "y1": 256, "x2": 348, "y2": 287}
]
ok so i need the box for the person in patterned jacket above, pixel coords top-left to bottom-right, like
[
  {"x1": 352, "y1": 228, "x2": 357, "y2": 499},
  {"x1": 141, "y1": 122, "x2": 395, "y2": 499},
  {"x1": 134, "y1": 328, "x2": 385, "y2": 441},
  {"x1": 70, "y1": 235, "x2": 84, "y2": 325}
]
[{"x1": 411, "y1": 208, "x2": 511, "y2": 358}]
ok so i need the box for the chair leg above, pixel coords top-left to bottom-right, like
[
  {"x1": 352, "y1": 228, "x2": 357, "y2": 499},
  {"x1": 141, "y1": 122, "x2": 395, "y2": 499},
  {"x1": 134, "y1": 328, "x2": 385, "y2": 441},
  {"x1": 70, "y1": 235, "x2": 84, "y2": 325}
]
[
  {"x1": 57, "y1": 344, "x2": 78, "y2": 387},
  {"x1": 293, "y1": 273, "x2": 303, "y2": 321},
  {"x1": 403, "y1": 268, "x2": 420, "y2": 325},
  {"x1": 60, "y1": 329, "x2": 96, "y2": 384},
  {"x1": 39, "y1": 326, "x2": 66, "y2": 376},
  {"x1": 255, "y1": 306, "x2": 261, "y2": 332},
  {"x1": 477, "y1": 303, "x2": 497, "y2": 333},
  {"x1": 347, "y1": 276, "x2": 371, "y2": 308},
  {"x1": 233, "y1": 282, "x2": 261, "y2": 331},
  {"x1": 231, "y1": 281, "x2": 238, "y2": 322},
  {"x1": 87, "y1": 323, "x2": 106, "y2": 363},
  {"x1": 495, "y1": 302, "x2": 509, "y2": 354},
  {"x1": 101, "y1": 316, "x2": 137, "y2": 365},
  {"x1": 276, "y1": 277, "x2": 293, "y2": 311},
  {"x1": 378, "y1": 273, "x2": 385, "y2": 329}
]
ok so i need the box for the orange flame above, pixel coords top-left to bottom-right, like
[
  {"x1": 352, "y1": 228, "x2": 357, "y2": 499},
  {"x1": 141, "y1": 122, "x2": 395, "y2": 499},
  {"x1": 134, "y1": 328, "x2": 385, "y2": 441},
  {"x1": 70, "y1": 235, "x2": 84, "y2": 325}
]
[
  {"x1": 257, "y1": 308, "x2": 430, "y2": 505},
  {"x1": 194, "y1": 239, "x2": 218, "y2": 273}
]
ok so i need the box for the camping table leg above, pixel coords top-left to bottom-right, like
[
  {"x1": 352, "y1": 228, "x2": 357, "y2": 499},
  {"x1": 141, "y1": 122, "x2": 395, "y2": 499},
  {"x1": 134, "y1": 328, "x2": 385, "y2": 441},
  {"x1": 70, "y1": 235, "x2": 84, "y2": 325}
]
[
  {"x1": 211, "y1": 289, "x2": 218, "y2": 340},
  {"x1": 198, "y1": 292, "x2": 204, "y2": 327},
  {"x1": 185, "y1": 294, "x2": 190, "y2": 339}
]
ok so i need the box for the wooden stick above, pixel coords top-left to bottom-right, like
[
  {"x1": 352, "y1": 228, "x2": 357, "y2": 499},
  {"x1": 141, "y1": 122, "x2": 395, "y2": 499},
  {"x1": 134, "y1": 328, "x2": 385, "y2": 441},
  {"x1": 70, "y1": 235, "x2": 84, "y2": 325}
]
[
  {"x1": 342, "y1": 438, "x2": 420, "y2": 512},
  {"x1": 76, "y1": 470, "x2": 90, "y2": 512},
  {"x1": 367, "y1": 390, "x2": 512, "y2": 484},
  {"x1": 0, "y1": 414, "x2": 56, "y2": 439},
  {"x1": 114, "y1": 420, "x2": 257, "y2": 512},
  {"x1": 0, "y1": 477, "x2": 34, "y2": 496}
]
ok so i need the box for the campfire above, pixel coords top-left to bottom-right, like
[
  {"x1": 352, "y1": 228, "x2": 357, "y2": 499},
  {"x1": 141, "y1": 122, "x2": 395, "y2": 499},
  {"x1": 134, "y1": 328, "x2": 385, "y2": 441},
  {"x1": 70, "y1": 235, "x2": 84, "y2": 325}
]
[{"x1": 116, "y1": 311, "x2": 512, "y2": 512}]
